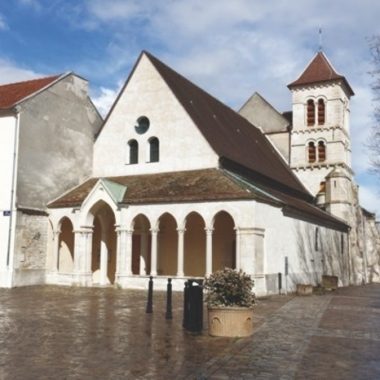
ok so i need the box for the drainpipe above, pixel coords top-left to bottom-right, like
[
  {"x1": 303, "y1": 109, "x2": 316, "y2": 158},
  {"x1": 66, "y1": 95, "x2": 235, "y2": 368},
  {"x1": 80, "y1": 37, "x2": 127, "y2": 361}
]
[{"x1": 6, "y1": 108, "x2": 20, "y2": 276}]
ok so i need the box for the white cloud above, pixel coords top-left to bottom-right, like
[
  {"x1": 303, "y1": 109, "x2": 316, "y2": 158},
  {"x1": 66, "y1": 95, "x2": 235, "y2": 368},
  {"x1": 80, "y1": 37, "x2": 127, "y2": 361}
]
[
  {"x1": 91, "y1": 83, "x2": 122, "y2": 118},
  {"x1": 0, "y1": 58, "x2": 42, "y2": 84}
]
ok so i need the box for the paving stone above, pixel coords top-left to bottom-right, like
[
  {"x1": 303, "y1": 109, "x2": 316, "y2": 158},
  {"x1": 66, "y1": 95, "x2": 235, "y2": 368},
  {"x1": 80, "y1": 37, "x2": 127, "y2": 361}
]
[{"x1": 0, "y1": 285, "x2": 379, "y2": 378}]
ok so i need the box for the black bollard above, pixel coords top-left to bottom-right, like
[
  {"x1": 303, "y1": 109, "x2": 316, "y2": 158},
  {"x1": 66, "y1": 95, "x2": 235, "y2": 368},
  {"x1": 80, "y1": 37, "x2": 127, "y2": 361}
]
[
  {"x1": 146, "y1": 276, "x2": 153, "y2": 313},
  {"x1": 278, "y1": 272, "x2": 282, "y2": 295},
  {"x1": 165, "y1": 278, "x2": 173, "y2": 320}
]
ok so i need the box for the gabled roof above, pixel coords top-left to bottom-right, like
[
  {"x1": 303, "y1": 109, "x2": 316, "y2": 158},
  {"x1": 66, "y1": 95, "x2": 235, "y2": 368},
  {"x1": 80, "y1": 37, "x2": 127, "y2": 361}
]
[
  {"x1": 144, "y1": 51, "x2": 311, "y2": 201},
  {"x1": 0, "y1": 75, "x2": 62, "y2": 110},
  {"x1": 288, "y1": 52, "x2": 354, "y2": 96},
  {"x1": 48, "y1": 169, "x2": 274, "y2": 208}
]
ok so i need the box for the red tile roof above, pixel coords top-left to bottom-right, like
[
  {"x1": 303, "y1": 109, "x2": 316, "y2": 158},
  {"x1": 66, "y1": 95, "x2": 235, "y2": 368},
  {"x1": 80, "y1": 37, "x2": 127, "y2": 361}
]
[
  {"x1": 0, "y1": 75, "x2": 61, "y2": 110},
  {"x1": 288, "y1": 52, "x2": 354, "y2": 95}
]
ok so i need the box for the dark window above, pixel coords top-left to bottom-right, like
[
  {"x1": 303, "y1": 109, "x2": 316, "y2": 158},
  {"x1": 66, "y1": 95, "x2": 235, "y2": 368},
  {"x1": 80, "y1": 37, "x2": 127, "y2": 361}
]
[
  {"x1": 149, "y1": 137, "x2": 159, "y2": 162},
  {"x1": 307, "y1": 99, "x2": 315, "y2": 126},
  {"x1": 318, "y1": 99, "x2": 325, "y2": 125},
  {"x1": 341, "y1": 234, "x2": 344, "y2": 255},
  {"x1": 308, "y1": 142, "x2": 316, "y2": 163},
  {"x1": 135, "y1": 116, "x2": 150, "y2": 134},
  {"x1": 318, "y1": 141, "x2": 326, "y2": 162},
  {"x1": 128, "y1": 139, "x2": 138, "y2": 164}
]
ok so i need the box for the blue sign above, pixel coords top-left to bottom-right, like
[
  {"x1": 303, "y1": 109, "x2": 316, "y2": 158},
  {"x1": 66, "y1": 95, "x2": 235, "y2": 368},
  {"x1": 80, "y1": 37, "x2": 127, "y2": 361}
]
[{"x1": 3, "y1": 211, "x2": 11, "y2": 216}]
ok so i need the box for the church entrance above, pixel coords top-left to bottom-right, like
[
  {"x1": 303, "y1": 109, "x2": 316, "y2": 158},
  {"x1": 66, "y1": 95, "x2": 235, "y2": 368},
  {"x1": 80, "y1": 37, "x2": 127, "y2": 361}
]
[{"x1": 89, "y1": 201, "x2": 117, "y2": 285}]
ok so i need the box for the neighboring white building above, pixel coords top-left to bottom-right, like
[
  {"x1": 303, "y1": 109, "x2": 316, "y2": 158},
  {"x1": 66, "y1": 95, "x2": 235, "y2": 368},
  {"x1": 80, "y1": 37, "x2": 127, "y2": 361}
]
[
  {"x1": 1, "y1": 50, "x2": 378, "y2": 295},
  {"x1": 0, "y1": 74, "x2": 102, "y2": 287}
]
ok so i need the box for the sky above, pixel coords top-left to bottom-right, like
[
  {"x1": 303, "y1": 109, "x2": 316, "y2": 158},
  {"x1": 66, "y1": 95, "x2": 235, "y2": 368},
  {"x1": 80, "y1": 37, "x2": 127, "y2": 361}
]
[{"x1": 1, "y1": 0, "x2": 380, "y2": 216}]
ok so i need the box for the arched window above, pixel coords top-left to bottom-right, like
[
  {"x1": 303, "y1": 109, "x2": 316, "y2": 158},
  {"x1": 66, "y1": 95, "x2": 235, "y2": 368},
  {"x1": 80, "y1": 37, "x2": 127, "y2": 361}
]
[
  {"x1": 308, "y1": 141, "x2": 316, "y2": 163},
  {"x1": 149, "y1": 137, "x2": 159, "y2": 162},
  {"x1": 307, "y1": 99, "x2": 315, "y2": 126},
  {"x1": 318, "y1": 141, "x2": 326, "y2": 162},
  {"x1": 315, "y1": 227, "x2": 319, "y2": 251},
  {"x1": 128, "y1": 139, "x2": 138, "y2": 164},
  {"x1": 318, "y1": 99, "x2": 325, "y2": 125}
]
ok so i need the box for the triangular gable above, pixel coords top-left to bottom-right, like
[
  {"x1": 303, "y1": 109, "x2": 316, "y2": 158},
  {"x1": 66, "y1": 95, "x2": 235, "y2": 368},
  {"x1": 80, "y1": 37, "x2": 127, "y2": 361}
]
[
  {"x1": 81, "y1": 178, "x2": 127, "y2": 210},
  {"x1": 239, "y1": 92, "x2": 290, "y2": 133},
  {"x1": 144, "y1": 51, "x2": 312, "y2": 201}
]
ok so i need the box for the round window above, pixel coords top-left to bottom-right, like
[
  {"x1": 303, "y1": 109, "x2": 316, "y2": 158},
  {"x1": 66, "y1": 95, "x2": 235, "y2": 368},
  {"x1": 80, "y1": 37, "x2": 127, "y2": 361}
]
[{"x1": 135, "y1": 116, "x2": 150, "y2": 134}]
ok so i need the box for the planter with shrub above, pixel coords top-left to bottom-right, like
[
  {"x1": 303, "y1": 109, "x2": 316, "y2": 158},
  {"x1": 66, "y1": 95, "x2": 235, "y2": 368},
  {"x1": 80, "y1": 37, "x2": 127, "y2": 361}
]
[{"x1": 204, "y1": 268, "x2": 255, "y2": 337}]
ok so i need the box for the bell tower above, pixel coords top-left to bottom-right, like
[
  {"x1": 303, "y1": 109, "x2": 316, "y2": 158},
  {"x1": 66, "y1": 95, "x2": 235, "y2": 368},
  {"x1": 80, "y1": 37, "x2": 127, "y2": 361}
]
[{"x1": 288, "y1": 51, "x2": 354, "y2": 198}]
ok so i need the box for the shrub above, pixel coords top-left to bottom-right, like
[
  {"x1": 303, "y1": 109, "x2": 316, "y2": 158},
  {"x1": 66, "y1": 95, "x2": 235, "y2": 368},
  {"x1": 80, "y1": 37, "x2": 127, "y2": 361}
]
[{"x1": 204, "y1": 268, "x2": 255, "y2": 307}]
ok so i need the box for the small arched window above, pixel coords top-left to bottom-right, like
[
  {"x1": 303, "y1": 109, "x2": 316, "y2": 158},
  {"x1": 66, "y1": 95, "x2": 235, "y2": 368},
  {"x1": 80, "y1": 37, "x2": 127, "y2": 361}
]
[
  {"x1": 149, "y1": 137, "x2": 159, "y2": 162},
  {"x1": 307, "y1": 99, "x2": 315, "y2": 126},
  {"x1": 318, "y1": 141, "x2": 326, "y2": 162},
  {"x1": 315, "y1": 227, "x2": 319, "y2": 251},
  {"x1": 318, "y1": 99, "x2": 325, "y2": 125},
  {"x1": 128, "y1": 139, "x2": 138, "y2": 164},
  {"x1": 308, "y1": 141, "x2": 316, "y2": 163}
]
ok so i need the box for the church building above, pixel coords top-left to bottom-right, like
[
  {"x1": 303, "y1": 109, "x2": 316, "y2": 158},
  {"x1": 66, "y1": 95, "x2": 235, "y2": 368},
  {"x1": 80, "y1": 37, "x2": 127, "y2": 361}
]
[{"x1": 1, "y1": 50, "x2": 379, "y2": 295}]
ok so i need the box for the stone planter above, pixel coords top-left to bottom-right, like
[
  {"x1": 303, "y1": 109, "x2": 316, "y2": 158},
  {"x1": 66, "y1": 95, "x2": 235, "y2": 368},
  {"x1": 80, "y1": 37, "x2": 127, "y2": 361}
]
[
  {"x1": 296, "y1": 284, "x2": 313, "y2": 296},
  {"x1": 322, "y1": 275, "x2": 338, "y2": 291},
  {"x1": 208, "y1": 306, "x2": 253, "y2": 337}
]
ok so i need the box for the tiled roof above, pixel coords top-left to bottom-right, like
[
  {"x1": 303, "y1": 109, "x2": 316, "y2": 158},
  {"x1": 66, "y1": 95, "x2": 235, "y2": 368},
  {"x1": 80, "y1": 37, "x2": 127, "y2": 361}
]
[
  {"x1": 0, "y1": 75, "x2": 61, "y2": 109},
  {"x1": 288, "y1": 52, "x2": 354, "y2": 95},
  {"x1": 144, "y1": 51, "x2": 311, "y2": 201},
  {"x1": 48, "y1": 169, "x2": 271, "y2": 208},
  {"x1": 48, "y1": 168, "x2": 349, "y2": 232}
]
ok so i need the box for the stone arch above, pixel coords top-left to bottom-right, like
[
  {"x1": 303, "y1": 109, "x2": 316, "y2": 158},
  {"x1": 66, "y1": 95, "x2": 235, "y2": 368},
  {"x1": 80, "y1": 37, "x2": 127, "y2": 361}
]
[
  {"x1": 57, "y1": 217, "x2": 74, "y2": 273},
  {"x1": 157, "y1": 212, "x2": 178, "y2": 276},
  {"x1": 212, "y1": 211, "x2": 236, "y2": 271},
  {"x1": 131, "y1": 214, "x2": 151, "y2": 275},
  {"x1": 89, "y1": 200, "x2": 117, "y2": 285},
  {"x1": 184, "y1": 211, "x2": 206, "y2": 277}
]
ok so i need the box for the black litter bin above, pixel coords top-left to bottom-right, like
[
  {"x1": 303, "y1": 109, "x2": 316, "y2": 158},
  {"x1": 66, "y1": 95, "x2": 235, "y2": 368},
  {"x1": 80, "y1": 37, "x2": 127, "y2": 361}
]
[{"x1": 183, "y1": 279, "x2": 203, "y2": 332}]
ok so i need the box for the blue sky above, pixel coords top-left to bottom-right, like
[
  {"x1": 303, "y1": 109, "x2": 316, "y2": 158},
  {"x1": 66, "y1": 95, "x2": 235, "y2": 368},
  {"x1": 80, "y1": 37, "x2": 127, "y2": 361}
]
[{"x1": 1, "y1": 0, "x2": 380, "y2": 215}]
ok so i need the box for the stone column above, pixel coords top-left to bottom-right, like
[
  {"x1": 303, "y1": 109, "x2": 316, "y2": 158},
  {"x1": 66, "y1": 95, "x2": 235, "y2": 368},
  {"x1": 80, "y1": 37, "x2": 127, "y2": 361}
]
[
  {"x1": 116, "y1": 226, "x2": 133, "y2": 276},
  {"x1": 73, "y1": 227, "x2": 93, "y2": 285},
  {"x1": 234, "y1": 227, "x2": 241, "y2": 270},
  {"x1": 205, "y1": 227, "x2": 214, "y2": 276},
  {"x1": 176, "y1": 228, "x2": 186, "y2": 277},
  {"x1": 52, "y1": 229, "x2": 61, "y2": 273},
  {"x1": 100, "y1": 239, "x2": 108, "y2": 285},
  {"x1": 150, "y1": 228, "x2": 159, "y2": 276}
]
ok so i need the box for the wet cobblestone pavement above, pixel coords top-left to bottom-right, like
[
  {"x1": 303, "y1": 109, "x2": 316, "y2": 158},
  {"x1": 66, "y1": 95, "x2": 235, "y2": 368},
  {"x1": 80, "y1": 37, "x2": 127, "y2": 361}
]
[{"x1": 0, "y1": 284, "x2": 379, "y2": 379}]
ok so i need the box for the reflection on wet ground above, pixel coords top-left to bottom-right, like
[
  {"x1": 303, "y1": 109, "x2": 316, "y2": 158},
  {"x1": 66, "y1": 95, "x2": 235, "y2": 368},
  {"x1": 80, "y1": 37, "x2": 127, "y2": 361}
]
[
  {"x1": 0, "y1": 286, "x2": 288, "y2": 379},
  {"x1": 0, "y1": 284, "x2": 379, "y2": 379}
]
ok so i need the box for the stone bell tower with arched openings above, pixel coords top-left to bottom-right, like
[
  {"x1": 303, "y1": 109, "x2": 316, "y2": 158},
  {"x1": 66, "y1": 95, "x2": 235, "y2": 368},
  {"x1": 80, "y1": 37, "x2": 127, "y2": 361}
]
[{"x1": 288, "y1": 51, "x2": 355, "y2": 220}]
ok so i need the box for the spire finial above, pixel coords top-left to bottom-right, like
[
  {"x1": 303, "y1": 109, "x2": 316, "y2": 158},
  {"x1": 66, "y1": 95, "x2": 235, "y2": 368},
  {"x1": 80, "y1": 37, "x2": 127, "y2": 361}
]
[{"x1": 318, "y1": 28, "x2": 323, "y2": 52}]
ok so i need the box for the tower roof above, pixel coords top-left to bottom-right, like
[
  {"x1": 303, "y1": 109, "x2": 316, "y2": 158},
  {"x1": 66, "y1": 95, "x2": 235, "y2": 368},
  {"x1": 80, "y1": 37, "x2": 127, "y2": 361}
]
[{"x1": 288, "y1": 52, "x2": 354, "y2": 96}]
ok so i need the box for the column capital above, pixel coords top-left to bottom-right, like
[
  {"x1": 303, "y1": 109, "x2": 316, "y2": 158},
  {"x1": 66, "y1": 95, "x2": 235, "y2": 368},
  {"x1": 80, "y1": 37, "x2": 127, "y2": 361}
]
[
  {"x1": 176, "y1": 227, "x2": 186, "y2": 233},
  {"x1": 150, "y1": 227, "x2": 159, "y2": 234},
  {"x1": 54, "y1": 229, "x2": 61, "y2": 237},
  {"x1": 73, "y1": 226, "x2": 93, "y2": 235},
  {"x1": 115, "y1": 226, "x2": 134, "y2": 234},
  {"x1": 205, "y1": 227, "x2": 214, "y2": 234}
]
